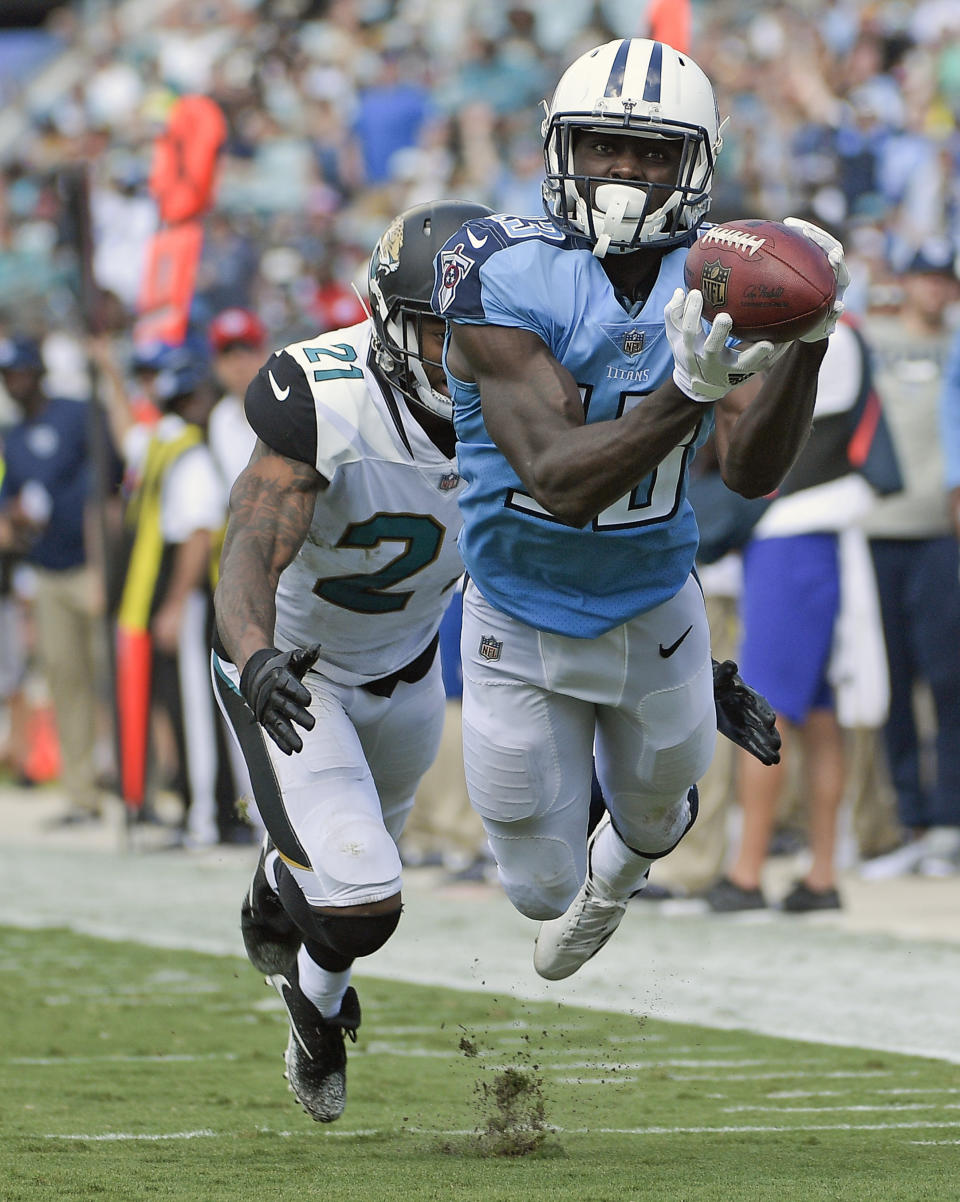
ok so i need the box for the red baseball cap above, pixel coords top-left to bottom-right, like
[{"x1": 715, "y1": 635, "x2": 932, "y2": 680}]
[{"x1": 209, "y1": 308, "x2": 266, "y2": 352}]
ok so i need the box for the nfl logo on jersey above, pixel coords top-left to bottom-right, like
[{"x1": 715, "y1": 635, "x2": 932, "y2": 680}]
[
  {"x1": 478, "y1": 635, "x2": 502, "y2": 662},
  {"x1": 438, "y1": 471, "x2": 460, "y2": 491},
  {"x1": 622, "y1": 329, "x2": 645, "y2": 355}
]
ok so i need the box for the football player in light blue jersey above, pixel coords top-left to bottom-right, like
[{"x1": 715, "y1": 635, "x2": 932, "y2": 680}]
[{"x1": 431, "y1": 37, "x2": 850, "y2": 980}]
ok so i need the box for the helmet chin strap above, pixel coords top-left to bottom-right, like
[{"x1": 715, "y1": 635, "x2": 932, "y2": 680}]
[{"x1": 409, "y1": 358, "x2": 453, "y2": 421}]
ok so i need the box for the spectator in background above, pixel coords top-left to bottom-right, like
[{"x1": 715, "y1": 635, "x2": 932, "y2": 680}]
[
  {"x1": 352, "y1": 51, "x2": 435, "y2": 189},
  {"x1": 206, "y1": 307, "x2": 267, "y2": 838},
  {"x1": 942, "y1": 293, "x2": 960, "y2": 543},
  {"x1": 0, "y1": 334, "x2": 107, "y2": 824},
  {"x1": 309, "y1": 258, "x2": 368, "y2": 335},
  {"x1": 207, "y1": 306, "x2": 265, "y2": 496},
  {"x1": 194, "y1": 214, "x2": 261, "y2": 318},
  {"x1": 115, "y1": 343, "x2": 234, "y2": 847},
  {"x1": 860, "y1": 244, "x2": 960, "y2": 878},
  {"x1": 705, "y1": 317, "x2": 899, "y2": 912}
]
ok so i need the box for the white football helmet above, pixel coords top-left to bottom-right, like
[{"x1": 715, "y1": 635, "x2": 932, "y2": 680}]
[{"x1": 542, "y1": 39, "x2": 725, "y2": 257}]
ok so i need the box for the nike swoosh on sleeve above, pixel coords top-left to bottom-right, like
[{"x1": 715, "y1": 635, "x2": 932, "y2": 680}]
[
  {"x1": 466, "y1": 228, "x2": 488, "y2": 249},
  {"x1": 268, "y1": 370, "x2": 290, "y2": 401}
]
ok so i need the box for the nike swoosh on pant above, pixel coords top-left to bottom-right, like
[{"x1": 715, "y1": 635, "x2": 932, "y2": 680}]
[{"x1": 658, "y1": 625, "x2": 693, "y2": 658}]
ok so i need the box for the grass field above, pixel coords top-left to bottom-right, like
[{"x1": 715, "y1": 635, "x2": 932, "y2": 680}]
[{"x1": 2, "y1": 925, "x2": 959, "y2": 1202}]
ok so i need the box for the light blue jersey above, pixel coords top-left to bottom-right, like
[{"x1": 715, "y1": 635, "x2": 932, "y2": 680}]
[{"x1": 432, "y1": 213, "x2": 711, "y2": 638}]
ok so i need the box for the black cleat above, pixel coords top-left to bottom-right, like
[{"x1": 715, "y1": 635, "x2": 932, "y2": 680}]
[
  {"x1": 241, "y1": 835, "x2": 301, "y2": 974},
  {"x1": 703, "y1": 875, "x2": 768, "y2": 913},
  {"x1": 269, "y1": 966, "x2": 361, "y2": 1123}
]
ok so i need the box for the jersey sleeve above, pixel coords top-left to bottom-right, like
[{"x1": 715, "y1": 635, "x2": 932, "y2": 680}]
[
  {"x1": 431, "y1": 215, "x2": 567, "y2": 346},
  {"x1": 244, "y1": 349, "x2": 318, "y2": 465}
]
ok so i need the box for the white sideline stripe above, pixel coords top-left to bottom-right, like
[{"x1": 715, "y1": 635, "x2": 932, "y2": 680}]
[
  {"x1": 556, "y1": 1077, "x2": 640, "y2": 1084},
  {"x1": 532, "y1": 1068, "x2": 911, "y2": 1085},
  {"x1": 45, "y1": 1130, "x2": 218, "y2": 1142},
  {"x1": 766, "y1": 1088, "x2": 960, "y2": 1099},
  {"x1": 44, "y1": 1120, "x2": 960, "y2": 1143},
  {"x1": 542, "y1": 1058, "x2": 802, "y2": 1070},
  {"x1": 12, "y1": 1054, "x2": 237, "y2": 1065},
  {"x1": 670, "y1": 1069, "x2": 910, "y2": 1082},
  {"x1": 910, "y1": 1139, "x2": 960, "y2": 1145},
  {"x1": 723, "y1": 1103, "x2": 960, "y2": 1114},
  {"x1": 565, "y1": 1121, "x2": 960, "y2": 1135}
]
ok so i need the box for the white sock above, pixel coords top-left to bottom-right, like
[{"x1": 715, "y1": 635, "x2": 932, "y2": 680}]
[
  {"x1": 589, "y1": 820, "x2": 653, "y2": 897},
  {"x1": 297, "y1": 945, "x2": 351, "y2": 1019}
]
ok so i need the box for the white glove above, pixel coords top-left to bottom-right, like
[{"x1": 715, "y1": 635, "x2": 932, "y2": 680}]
[
  {"x1": 782, "y1": 216, "x2": 850, "y2": 342},
  {"x1": 665, "y1": 289, "x2": 788, "y2": 403}
]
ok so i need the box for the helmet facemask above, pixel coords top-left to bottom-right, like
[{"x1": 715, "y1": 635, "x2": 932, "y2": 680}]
[
  {"x1": 372, "y1": 292, "x2": 451, "y2": 422},
  {"x1": 540, "y1": 39, "x2": 725, "y2": 258},
  {"x1": 544, "y1": 115, "x2": 717, "y2": 257}
]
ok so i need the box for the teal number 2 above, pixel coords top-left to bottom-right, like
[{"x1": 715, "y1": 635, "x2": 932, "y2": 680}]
[
  {"x1": 313, "y1": 513, "x2": 444, "y2": 613},
  {"x1": 304, "y1": 343, "x2": 364, "y2": 382}
]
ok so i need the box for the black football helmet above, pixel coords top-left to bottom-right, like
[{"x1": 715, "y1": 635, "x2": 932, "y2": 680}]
[{"x1": 368, "y1": 199, "x2": 492, "y2": 420}]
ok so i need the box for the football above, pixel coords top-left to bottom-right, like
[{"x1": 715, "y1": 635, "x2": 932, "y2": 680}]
[{"x1": 683, "y1": 219, "x2": 837, "y2": 343}]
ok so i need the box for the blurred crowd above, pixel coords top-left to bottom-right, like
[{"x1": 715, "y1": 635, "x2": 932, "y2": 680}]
[
  {"x1": 1, "y1": 0, "x2": 960, "y2": 890},
  {"x1": 1, "y1": 0, "x2": 959, "y2": 339}
]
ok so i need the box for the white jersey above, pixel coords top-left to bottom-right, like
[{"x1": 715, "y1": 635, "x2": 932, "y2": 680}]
[{"x1": 243, "y1": 322, "x2": 465, "y2": 685}]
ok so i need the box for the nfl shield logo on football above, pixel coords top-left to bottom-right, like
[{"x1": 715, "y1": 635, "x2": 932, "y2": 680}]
[
  {"x1": 478, "y1": 634, "x2": 502, "y2": 662},
  {"x1": 700, "y1": 260, "x2": 731, "y2": 309},
  {"x1": 622, "y1": 329, "x2": 645, "y2": 355},
  {"x1": 438, "y1": 471, "x2": 460, "y2": 491}
]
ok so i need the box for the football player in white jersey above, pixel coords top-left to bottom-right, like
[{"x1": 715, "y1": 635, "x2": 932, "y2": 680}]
[
  {"x1": 211, "y1": 199, "x2": 491, "y2": 1123},
  {"x1": 431, "y1": 39, "x2": 850, "y2": 981}
]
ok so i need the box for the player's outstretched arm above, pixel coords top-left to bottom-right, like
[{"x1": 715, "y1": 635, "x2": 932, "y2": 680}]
[
  {"x1": 448, "y1": 321, "x2": 706, "y2": 529},
  {"x1": 712, "y1": 220, "x2": 850, "y2": 499},
  {"x1": 215, "y1": 440, "x2": 325, "y2": 673},
  {"x1": 712, "y1": 336, "x2": 828, "y2": 499}
]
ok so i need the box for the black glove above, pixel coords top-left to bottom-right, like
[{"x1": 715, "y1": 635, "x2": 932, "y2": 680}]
[
  {"x1": 239, "y1": 644, "x2": 320, "y2": 755},
  {"x1": 713, "y1": 658, "x2": 781, "y2": 766}
]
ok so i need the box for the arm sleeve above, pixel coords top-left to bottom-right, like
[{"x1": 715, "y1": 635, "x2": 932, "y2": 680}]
[
  {"x1": 244, "y1": 350, "x2": 318, "y2": 466},
  {"x1": 939, "y1": 330, "x2": 960, "y2": 491}
]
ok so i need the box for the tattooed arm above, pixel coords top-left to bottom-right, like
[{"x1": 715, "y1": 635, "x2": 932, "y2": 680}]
[{"x1": 214, "y1": 439, "x2": 327, "y2": 673}]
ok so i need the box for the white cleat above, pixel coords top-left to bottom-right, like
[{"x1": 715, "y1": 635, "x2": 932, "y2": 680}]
[{"x1": 533, "y1": 816, "x2": 633, "y2": 980}]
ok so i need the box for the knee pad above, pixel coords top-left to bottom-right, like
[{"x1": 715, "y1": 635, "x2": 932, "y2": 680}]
[
  {"x1": 302, "y1": 911, "x2": 401, "y2": 974},
  {"x1": 485, "y1": 827, "x2": 578, "y2": 920},
  {"x1": 615, "y1": 784, "x2": 699, "y2": 860},
  {"x1": 276, "y1": 862, "x2": 401, "y2": 969}
]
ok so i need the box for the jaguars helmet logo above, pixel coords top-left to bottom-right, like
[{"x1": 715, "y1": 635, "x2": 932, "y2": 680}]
[{"x1": 374, "y1": 215, "x2": 404, "y2": 276}]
